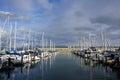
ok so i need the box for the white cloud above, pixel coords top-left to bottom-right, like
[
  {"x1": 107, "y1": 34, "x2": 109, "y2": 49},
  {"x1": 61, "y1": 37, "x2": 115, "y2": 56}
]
[
  {"x1": 0, "y1": 11, "x2": 28, "y2": 22},
  {"x1": 0, "y1": 11, "x2": 12, "y2": 15},
  {"x1": 0, "y1": 0, "x2": 120, "y2": 45}
]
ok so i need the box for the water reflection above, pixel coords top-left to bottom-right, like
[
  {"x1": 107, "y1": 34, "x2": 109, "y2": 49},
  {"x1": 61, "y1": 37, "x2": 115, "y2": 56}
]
[
  {"x1": 0, "y1": 53, "x2": 120, "y2": 80},
  {"x1": 72, "y1": 54, "x2": 116, "y2": 80},
  {"x1": 40, "y1": 55, "x2": 56, "y2": 80},
  {"x1": 0, "y1": 54, "x2": 56, "y2": 80}
]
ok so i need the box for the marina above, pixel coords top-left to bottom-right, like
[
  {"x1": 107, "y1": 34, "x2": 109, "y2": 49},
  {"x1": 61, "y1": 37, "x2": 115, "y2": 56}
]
[
  {"x1": 0, "y1": 52, "x2": 120, "y2": 80},
  {"x1": 0, "y1": 0, "x2": 120, "y2": 80}
]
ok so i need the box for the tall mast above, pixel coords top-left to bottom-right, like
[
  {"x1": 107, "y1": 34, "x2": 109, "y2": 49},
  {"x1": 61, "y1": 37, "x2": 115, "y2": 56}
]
[
  {"x1": 23, "y1": 31, "x2": 26, "y2": 51},
  {"x1": 0, "y1": 31, "x2": 1, "y2": 52},
  {"x1": 42, "y1": 32, "x2": 45, "y2": 51},
  {"x1": 52, "y1": 41, "x2": 54, "y2": 51},
  {"x1": 54, "y1": 43, "x2": 55, "y2": 51},
  {"x1": 101, "y1": 27, "x2": 105, "y2": 51},
  {"x1": 34, "y1": 32, "x2": 36, "y2": 50},
  {"x1": 89, "y1": 33, "x2": 91, "y2": 47},
  {"x1": 50, "y1": 40, "x2": 51, "y2": 51},
  {"x1": 6, "y1": 16, "x2": 10, "y2": 50},
  {"x1": 83, "y1": 37, "x2": 85, "y2": 49},
  {"x1": 14, "y1": 21, "x2": 17, "y2": 50},
  {"x1": 28, "y1": 30, "x2": 31, "y2": 50},
  {"x1": 31, "y1": 35, "x2": 34, "y2": 50},
  {"x1": 31, "y1": 33, "x2": 35, "y2": 50},
  {"x1": 9, "y1": 23, "x2": 12, "y2": 51},
  {"x1": 45, "y1": 39, "x2": 47, "y2": 52}
]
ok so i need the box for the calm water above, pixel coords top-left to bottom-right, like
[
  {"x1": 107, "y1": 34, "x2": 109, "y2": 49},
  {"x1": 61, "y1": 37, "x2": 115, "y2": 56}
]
[{"x1": 0, "y1": 53, "x2": 120, "y2": 80}]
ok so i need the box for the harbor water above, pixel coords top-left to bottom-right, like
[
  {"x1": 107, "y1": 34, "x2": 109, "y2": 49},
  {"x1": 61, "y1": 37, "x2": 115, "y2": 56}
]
[{"x1": 0, "y1": 53, "x2": 120, "y2": 80}]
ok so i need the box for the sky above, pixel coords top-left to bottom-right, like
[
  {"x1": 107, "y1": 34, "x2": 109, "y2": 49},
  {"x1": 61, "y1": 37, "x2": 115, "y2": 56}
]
[{"x1": 0, "y1": 0, "x2": 120, "y2": 46}]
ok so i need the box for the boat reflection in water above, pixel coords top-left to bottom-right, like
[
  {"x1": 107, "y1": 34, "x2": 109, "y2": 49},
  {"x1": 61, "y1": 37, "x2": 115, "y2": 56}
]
[
  {"x1": 0, "y1": 54, "x2": 56, "y2": 80},
  {"x1": 0, "y1": 53, "x2": 120, "y2": 80},
  {"x1": 72, "y1": 54, "x2": 118, "y2": 80}
]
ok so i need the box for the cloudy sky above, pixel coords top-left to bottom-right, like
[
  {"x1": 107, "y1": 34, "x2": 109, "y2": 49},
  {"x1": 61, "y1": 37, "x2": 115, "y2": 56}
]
[{"x1": 0, "y1": 0, "x2": 120, "y2": 46}]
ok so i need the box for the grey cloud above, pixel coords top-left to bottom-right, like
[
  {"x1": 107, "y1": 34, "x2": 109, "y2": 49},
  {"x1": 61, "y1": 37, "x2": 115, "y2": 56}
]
[
  {"x1": 107, "y1": 34, "x2": 120, "y2": 40},
  {"x1": 35, "y1": 0, "x2": 120, "y2": 45},
  {"x1": 1, "y1": 0, "x2": 120, "y2": 46},
  {"x1": 106, "y1": 25, "x2": 120, "y2": 32},
  {"x1": 90, "y1": 15, "x2": 120, "y2": 40},
  {"x1": 37, "y1": 0, "x2": 53, "y2": 10},
  {"x1": 91, "y1": 16, "x2": 120, "y2": 26},
  {"x1": 74, "y1": 27, "x2": 95, "y2": 32}
]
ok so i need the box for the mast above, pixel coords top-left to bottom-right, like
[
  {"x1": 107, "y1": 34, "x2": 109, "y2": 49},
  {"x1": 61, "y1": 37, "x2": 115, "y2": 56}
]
[
  {"x1": 54, "y1": 43, "x2": 56, "y2": 51},
  {"x1": 14, "y1": 21, "x2": 17, "y2": 51},
  {"x1": 45, "y1": 39, "x2": 47, "y2": 52},
  {"x1": 32, "y1": 32, "x2": 35, "y2": 50},
  {"x1": 28, "y1": 30, "x2": 31, "y2": 50},
  {"x1": 50, "y1": 40, "x2": 51, "y2": 51},
  {"x1": 6, "y1": 16, "x2": 10, "y2": 51},
  {"x1": 83, "y1": 37, "x2": 85, "y2": 49},
  {"x1": 52, "y1": 41, "x2": 54, "y2": 51},
  {"x1": 23, "y1": 31, "x2": 26, "y2": 51},
  {"x1": 80, "y1": 39, "x2": 82, "y2": 50},
  {"x1": 0, "y1": 32, "x2": 1, "y2": 52},
  {"x1": 9, "y1": 23, "x2": 12, "y2": 51},
  {"x1": 42, "y1": 32, "x2": 45, "y2": 51},
  {"x1": 101, "y1": 27, "x2": 105, "y2": 51},
  {"x1": 78, "y1": 39, "x2": 80, "y2": 50},
  {"x1": 89, "y1": 33, "x2": 91, "y2": 47},
  {"x1": 34, "y1": 32, "x2": 36, "y2": 50},
  {"x1": 51, "y1": 40, "x2": 53, "y2": 51},
  {"x1": 31, "y1": 35, "x2": 34, "y2": 50}
]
